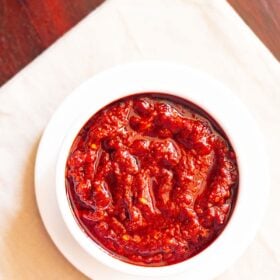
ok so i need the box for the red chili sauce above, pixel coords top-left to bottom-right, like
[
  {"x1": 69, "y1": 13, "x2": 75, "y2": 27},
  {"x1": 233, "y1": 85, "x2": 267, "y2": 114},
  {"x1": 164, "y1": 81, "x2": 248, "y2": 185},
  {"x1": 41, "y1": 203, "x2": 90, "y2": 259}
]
[{"x1": 66, "y1": 93, "x2": 238, "y2": 266}]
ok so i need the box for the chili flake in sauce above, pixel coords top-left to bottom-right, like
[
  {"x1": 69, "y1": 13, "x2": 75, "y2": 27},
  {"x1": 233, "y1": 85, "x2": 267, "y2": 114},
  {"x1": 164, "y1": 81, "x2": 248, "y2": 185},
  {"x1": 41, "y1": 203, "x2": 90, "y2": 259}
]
[{"x1": 66, "y1": 93, "x2": 238, "y2": 266}]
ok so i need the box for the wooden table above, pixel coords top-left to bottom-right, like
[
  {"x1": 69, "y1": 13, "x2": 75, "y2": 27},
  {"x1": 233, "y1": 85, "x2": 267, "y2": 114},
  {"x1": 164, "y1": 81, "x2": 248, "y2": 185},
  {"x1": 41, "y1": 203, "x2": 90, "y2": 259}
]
[{"x1": 0, "y1": 0, "x2": 279, "y2": 86}]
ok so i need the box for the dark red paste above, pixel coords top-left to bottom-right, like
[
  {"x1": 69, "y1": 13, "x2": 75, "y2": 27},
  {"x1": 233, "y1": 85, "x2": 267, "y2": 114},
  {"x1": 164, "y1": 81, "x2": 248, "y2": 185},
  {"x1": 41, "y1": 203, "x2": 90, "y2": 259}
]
[{"x1": 66, "y1": 93, "x2": 238, "y2": 266}]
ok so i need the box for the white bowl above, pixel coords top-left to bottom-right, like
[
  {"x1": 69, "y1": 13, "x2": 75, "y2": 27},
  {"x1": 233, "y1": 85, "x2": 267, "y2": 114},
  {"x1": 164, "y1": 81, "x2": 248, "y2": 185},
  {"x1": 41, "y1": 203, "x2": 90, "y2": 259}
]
[{"x1": 56, "y1": 62, "x2": 269, "y2": 279}]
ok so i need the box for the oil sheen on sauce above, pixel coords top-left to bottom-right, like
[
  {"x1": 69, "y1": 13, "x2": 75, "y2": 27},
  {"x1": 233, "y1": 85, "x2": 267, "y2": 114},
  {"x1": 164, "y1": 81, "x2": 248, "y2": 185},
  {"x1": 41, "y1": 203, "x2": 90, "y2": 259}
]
[{"x1": 65, "y1": 93, "x2": 238, "y2": 266}]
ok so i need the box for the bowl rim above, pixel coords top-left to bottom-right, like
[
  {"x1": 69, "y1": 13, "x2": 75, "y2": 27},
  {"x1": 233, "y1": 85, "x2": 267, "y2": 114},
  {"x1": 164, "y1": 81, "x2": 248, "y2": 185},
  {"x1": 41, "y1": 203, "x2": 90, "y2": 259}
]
[{"x1": 56, "y1": 61, "x2": 269, "y2": 278}]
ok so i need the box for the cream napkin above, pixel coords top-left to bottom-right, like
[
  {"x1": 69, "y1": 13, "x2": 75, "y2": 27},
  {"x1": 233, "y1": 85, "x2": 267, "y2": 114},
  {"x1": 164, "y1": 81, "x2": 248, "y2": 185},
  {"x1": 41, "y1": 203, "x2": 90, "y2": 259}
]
[{"x1": 0, "y1": 0, "x2": 279, "y2": 279}]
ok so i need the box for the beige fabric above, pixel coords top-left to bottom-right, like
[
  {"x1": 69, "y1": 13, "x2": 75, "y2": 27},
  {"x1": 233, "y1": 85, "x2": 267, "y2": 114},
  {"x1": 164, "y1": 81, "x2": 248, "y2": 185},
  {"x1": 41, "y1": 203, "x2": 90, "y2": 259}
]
[{"x1": 0, "y1": 0, "x2": 279, "y2": 279}]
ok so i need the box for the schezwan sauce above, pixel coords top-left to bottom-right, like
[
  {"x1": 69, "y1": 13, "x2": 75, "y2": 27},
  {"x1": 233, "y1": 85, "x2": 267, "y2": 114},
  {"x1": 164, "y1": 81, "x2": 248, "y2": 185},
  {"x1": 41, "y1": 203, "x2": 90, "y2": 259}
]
[{"x1": 66, "y1": 93, "x2": 238, "y2": 266}]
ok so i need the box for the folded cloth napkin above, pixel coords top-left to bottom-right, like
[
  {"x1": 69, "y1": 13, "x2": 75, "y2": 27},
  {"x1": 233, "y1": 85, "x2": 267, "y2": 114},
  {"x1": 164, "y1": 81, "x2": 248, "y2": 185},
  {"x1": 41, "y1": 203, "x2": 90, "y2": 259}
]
[{"x1": 0, "y1": 0, "x2": 279, "y2": 279}]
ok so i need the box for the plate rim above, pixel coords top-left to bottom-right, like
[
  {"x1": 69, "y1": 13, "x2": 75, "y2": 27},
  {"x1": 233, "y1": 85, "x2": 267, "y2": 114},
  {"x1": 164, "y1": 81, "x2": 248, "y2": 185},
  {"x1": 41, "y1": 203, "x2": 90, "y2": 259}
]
[{"x1": 35, "y1": 61, "x2": 270, "y2": 280}]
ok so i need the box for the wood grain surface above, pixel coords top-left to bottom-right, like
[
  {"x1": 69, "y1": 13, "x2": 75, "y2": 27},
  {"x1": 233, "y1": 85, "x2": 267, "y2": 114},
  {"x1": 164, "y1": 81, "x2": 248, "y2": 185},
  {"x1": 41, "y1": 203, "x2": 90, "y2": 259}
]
[
  {"x1": 0, "y1": 0, "x2": 279, "y2": 86},
  {"x1": 0, "y1": 0, "x2": 105, "y2": 85},
  {"x1": 228, "y1": 0, "x2": 280, "y2": 61}
]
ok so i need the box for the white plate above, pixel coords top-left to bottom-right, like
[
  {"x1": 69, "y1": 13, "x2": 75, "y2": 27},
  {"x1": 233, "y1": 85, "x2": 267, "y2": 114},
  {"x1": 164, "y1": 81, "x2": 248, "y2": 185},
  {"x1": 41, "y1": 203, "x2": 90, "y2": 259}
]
[{"x1": 35, "y1": 62, "x2": 269, "y2": 280}]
